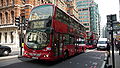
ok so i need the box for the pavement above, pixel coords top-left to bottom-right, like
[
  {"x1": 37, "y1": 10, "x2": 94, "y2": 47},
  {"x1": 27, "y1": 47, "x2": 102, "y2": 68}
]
[
  {"x1": 109, "y1": 50, "x2": 120, "y2": 68},
  {"x1": 0, "y1": 55, "x2": 18, "y2": 60}
]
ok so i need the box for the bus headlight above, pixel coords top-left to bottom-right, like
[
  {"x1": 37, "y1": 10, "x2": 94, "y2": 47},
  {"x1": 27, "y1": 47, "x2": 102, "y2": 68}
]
[
  {"x1": 24, "y1": 52, "x2": 28, "y2": 55},
  {"x1": 46, "y1": 47, "x2": 51, "y2": 50},
  {"x1": 46, "y1": 55, "x2": 49, "y2": 57},
  {"x1": 44, "y1": 54, "x2": 49, "y2": 57}
]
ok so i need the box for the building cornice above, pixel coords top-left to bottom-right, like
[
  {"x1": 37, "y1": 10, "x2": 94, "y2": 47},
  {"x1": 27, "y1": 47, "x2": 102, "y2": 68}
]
[
  {"x1": 0, "y1": 24, "x2": 18, "y2": 28},
  {"x1": 0, "y1": 5, "x2": 14, "y2": 10}
]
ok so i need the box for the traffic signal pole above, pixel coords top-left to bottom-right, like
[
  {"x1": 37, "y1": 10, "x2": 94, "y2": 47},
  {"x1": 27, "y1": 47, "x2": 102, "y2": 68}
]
[
  {"x1": 15, "y1": 17, "x2": 24, "y2": 57},
  {"x1": 111, "y1": 22, "x2": 115, "y2": 68},
  {"x1": 20, "y1": 23, "x2": 23, "y2": 57},
  {"x1": 107, "y1": 14, "x2": 117, "y2": 68}
]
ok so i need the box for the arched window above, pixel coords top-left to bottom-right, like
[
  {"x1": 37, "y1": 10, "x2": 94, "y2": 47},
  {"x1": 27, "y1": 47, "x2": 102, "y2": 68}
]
[
  {"x1": 5, "y1": 32, "x2": 7, "y2": 43},
  {"x1": 11, "y1": 32, "x2": 13, "y2": 43},
  {"x1": 11, "y1": 11, "x2": 14, "y2": 24},
  {"x1": 5, "y1": 12, "x2": 8, "y2": 24},
  {"x1": 0, "y1": 13, "x2": 2, "y2": 24},
  {"x1": 0, "y1": 33, "x2": 1, "y2": 43},
  {"x1": 22, "y1": 0, "x2": 25, "y2": 2},
  {"x1": 1, "y1": 0, "x2": 3, "y2": 6},
  {"x1": 6, "y1": 0, "x2": 9, "y2": 6},
  {"x1": 12, "y1": 0, "x2": 14, "y2": 6}
]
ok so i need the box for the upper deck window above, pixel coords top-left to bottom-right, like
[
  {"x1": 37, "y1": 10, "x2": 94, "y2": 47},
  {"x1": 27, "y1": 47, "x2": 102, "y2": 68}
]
[{"x1": 29, "y1": 5, "x2": 53, "y2": 21}]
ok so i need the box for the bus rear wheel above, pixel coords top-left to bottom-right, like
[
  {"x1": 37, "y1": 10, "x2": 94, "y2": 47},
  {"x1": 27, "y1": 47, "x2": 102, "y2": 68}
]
[
  {"x1": 82, "y1": 47, "x2": 85, "y2": 53},
  {"x1": 64, "y1": 51, "x2": 69, "y2": 59}
]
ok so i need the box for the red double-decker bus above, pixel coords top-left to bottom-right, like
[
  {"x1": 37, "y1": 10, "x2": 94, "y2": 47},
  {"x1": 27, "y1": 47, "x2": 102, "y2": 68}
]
[
  {"x1": 23, "y1": 4, "x2": 86, "y2": 61},
  {"x1": 75, "y1": 32, "x2": 87, "y2": 53},
  {"x1": 86, "y1": 32, "x2": 98, "y2": 49}
]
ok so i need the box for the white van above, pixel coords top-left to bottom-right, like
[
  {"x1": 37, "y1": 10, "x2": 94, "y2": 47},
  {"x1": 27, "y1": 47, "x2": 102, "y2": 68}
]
[{"x1": 97, "y1": 38, "x2": 108, "y2": 50}]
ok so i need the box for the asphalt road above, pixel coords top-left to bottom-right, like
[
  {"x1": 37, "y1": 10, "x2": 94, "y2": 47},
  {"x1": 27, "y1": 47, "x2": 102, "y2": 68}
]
[{"x1": 0, "y1": 51, "x2": 107, "y2": 68}]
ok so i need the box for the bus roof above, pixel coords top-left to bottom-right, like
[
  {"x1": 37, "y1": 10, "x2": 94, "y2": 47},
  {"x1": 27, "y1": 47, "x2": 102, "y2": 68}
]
[{"x1": 32, "y1": 3, "x2": 54, "y2": 10}]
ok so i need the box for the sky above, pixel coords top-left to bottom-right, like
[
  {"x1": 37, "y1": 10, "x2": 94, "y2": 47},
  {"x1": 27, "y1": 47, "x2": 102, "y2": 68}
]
[{"x1": 94, "y1": 0, "x2": 119, "y2": 28}]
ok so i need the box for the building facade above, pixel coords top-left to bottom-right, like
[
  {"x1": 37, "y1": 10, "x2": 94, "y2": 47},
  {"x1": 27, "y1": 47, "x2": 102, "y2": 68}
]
[
  {"x1": 89, "y1": 2, "x2": 100, "y2": 36},
  {"x1": 76, "y1": 0, "x2": 100, "y2": 37},
  {"x1": 64, "y1": 0, "x2": 78, "y2": 20},
  {"x1": 0, "y1": 0, "x2": 22, "y2": 51}
]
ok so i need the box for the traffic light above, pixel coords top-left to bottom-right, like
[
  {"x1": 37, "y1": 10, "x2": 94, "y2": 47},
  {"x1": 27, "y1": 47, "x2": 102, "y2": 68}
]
[
  {"x1": 15, "y1": 17, "x2": 20, "y2": 23},
  {"x1": 15, "y1": 17, "x2": 21, "y2": 30},
  {"x1": 107, "y1": 14, "x2": 117, "y2": 23},
  {"x1": 111, "y1": 14, "x2": 117, "y2": 21},
  {"x1": 107, "y1": 15, "x2": 112, "y2": 22}
]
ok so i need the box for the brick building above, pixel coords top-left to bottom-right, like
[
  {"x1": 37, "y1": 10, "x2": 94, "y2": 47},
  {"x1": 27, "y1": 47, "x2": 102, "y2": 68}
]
[{"x1": 64, "y1": 0, "x2": 78, "y2": 20}]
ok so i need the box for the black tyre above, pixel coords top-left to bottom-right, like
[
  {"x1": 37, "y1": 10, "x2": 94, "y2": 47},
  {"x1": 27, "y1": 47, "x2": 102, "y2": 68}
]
[
  {"x1": 3, "y1": 50, "x2": 9, "y2": 56},
  {"x1": 82, "y1": 47, "x2": 85, "y2": 53},
  {"x1": 97, "y1": 48, "x2": 99, "y2": 50},
  {"x1": 64, "y1": 51, "x2": 69, "y2": 59}
]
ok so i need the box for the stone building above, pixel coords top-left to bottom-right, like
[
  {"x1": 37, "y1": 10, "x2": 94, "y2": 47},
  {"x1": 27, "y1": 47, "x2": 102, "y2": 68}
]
[{"x1": 0, "y1": 0, "x2": 20, "y2": 51}]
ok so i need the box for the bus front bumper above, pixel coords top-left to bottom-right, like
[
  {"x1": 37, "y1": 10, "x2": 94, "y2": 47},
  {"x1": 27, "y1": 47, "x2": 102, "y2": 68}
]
[{"x1": 23, "y1": 52, "x2": 57, "y2": 61}]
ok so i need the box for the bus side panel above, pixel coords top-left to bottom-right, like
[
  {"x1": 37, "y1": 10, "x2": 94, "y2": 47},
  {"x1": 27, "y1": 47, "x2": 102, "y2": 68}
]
[{"x1": 53, "y1": 20, "x2": 68, "y2": 33}]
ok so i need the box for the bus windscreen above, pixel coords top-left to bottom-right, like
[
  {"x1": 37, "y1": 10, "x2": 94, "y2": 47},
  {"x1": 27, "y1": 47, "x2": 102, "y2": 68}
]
[
  {"x1": 29, "y1": 5, "x2": 53, "y2": 21},
  {"x1": 26, "y1": 5, "x2": 53, "y2": 49},
  {"x1": 26, "y1": 30, "x2": 50, "y2": 49}
]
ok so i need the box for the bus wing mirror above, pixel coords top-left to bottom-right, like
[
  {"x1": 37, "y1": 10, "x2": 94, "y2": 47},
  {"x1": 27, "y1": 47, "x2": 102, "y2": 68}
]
[
  {"x1": 50, "y1": 28, "x2": 54, "y2": 34},
  {"x1": 48, "y1": 16, "x2": 52, "y2": 20},
  {"x1": 106, "y1": 41, "x2": 108, "y2": 43}
]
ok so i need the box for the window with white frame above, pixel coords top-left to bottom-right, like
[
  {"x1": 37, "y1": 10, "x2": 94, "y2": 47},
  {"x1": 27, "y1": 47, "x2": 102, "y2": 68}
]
[
  {"x1": 0, "y1": 33, "x2": 1, "y2": 43},
  {"x1": 11, "y1": 11, "x2": 14, "y2": 24},
  {"x1": 6, "y1": 0, "x2": 9, "y2": 6},
  {"x1": 5, "y1": 12, "x2": 8, "y2": 24},
  {"x1": 11, "y1": 32, "x2": 13, "y2": 43},
  {"x1": 0, "y1": 13, "x2": 2, "y2": 24},
  {"x1": 5, "y1": 32, "x2": 7, "y2": 43}
]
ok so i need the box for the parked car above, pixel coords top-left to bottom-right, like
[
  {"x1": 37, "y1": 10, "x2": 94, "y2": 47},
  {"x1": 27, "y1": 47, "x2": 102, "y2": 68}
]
[{"x1": 0, "y1": 45, "x2": 11, "y2": 56}]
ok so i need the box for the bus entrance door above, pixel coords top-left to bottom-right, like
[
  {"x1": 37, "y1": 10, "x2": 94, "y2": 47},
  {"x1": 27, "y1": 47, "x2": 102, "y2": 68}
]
[
  {"x1": 53, "y1": 33, "x2": 63, "y2": 57},
  {"x1": 53, "y1": 33, "x2": 60, "y2": 57}
]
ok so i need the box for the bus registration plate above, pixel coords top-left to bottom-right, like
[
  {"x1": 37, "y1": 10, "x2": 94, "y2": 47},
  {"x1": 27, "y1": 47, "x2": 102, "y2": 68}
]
[{"x1": 32, "y1": 57, "x2": 38, "y2": 59}]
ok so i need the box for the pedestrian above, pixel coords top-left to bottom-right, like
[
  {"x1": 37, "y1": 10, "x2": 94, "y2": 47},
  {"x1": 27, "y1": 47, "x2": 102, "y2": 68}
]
[
  {"x1": 115, "y1": 40, "x2": 119, "y2": 51},
  {"x1": 117, "y1": 41, "x2": 120, "y2": 55},
  {"x1": 115, "y1": 40, "x2": 120, "y2": 55},
  {"x1": 107, "y1": 41, "x2": 110, "y2": 57}
]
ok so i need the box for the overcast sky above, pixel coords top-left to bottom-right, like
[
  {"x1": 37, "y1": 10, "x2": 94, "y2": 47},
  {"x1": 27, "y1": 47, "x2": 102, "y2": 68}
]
[{"x1": 94, "y1": 0, "x2": 119, "y2": 28}]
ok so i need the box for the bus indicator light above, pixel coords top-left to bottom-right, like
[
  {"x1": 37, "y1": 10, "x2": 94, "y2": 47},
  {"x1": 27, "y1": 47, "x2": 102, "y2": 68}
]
[{"x1": 46, "y1": 47, "x2": 51, "y2": 50}]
